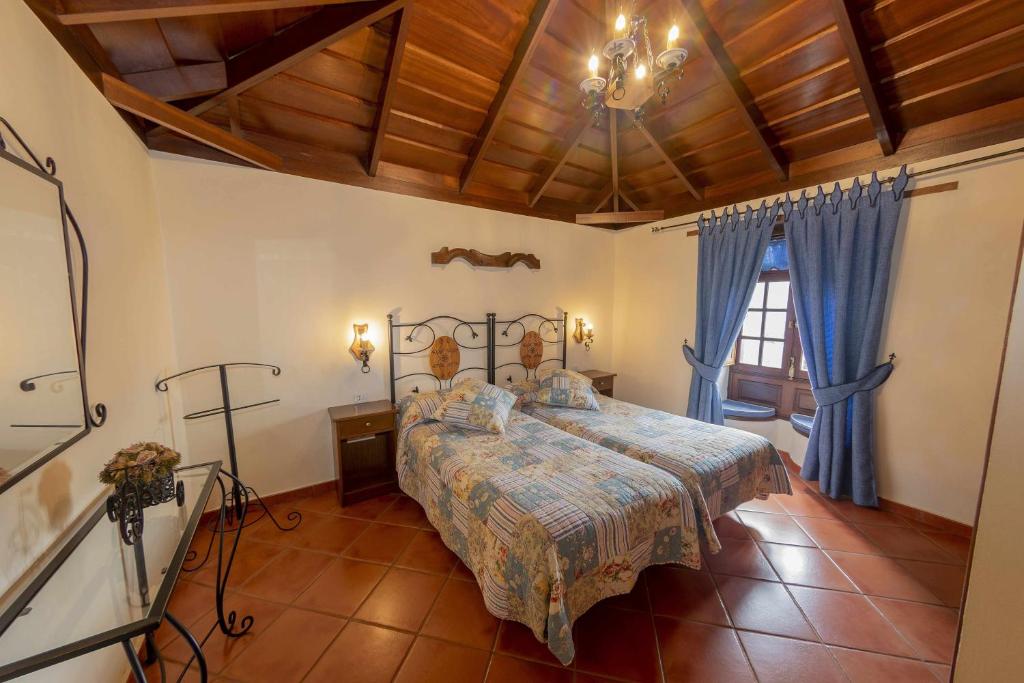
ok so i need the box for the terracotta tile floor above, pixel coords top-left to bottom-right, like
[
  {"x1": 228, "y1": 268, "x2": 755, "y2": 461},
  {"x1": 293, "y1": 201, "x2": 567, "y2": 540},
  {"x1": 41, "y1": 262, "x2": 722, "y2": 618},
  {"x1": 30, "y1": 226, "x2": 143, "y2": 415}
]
[{"x1": 147, "y1": 473, "x2": 967, "y2": 683}]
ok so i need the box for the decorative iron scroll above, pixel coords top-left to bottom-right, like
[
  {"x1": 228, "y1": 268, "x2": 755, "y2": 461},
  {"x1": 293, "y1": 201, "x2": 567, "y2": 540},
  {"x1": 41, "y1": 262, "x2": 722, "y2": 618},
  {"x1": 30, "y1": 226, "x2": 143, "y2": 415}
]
[
  {"x1": 494, "y1": 313, "x2": 568, "y2": 384},
  {"x1": 431, "y1": 247, "x2": 541, "y2": 270},
  {"x1": 388, "y1": 314, "x2": 491, "y2": 403}
]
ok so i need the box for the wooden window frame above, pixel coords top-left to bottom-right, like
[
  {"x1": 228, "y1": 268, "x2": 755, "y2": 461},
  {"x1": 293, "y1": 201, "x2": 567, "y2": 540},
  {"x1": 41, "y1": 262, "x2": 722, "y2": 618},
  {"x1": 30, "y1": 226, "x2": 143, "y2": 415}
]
[{"x1": 734, "y1": 270, "x2": 808, "y2": 381}]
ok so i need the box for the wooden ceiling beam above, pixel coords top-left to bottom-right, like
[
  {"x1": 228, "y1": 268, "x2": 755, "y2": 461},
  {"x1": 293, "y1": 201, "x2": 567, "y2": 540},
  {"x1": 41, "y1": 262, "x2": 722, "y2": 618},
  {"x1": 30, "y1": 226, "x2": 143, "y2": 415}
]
[
  {"x1": 528, "y1": 116, "x2": 591, "y2": 207},
  {"x1": 100, "y1": 74, "x2": 283, "y2": 170},
  {"x1": 185, "y1": 0, "x2": 407, "y2": 119},
  {"x1": 576, "y1": 210, "x2": 664, "y2": 225},
  {"x1": 460, "y1": 0, "x2": 557, "y2": 192},
  {"x1": 676, "y1": 0, "x2": 788, "y2": 181},
  {"x1": 123, "y1": 62, "x2": 226, "y2": 102},
  {"x1": 591, "y1": 184, "x2": 613, "y2": 212},
  {"x1": 619, "y1": 188, "x2": 640, "y2": 210},
  {"x1": 366, "y1": 6, "x2": 410, "y2": 176},
  {"x1": 829, "y1": 0, "x2": 900, "y2": 155},
  {"x1": 55, "y1": 0, "x2": 372, "y2": 25},
  {"x1": 638, "y1": 125, "x2": 702, "y2": 200}
]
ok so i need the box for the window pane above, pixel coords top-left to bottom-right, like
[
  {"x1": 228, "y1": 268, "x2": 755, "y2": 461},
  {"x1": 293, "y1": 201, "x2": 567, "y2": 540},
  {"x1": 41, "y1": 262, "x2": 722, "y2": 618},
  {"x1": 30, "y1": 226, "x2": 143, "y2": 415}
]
[
  {"x1": 800, "y1": 354, "x2": 808, "y2": 372},
  {"x1": 762, "y1": 341, "x2": 784, "y2": 368},
  {"x1": 749, "y1": 282, "x2": 765, "y2": 309},
  {"x1": 742, "y1": 311, "x2": 763, "y2": 337},
  {"x1": 763, "y1": 311, "x2": 786, "y2": 339},
  {"x1": 766, "y1": 280, "x2": 790, "y2": 309},
  {"x1": 739, "y1": 338, "x2": 761, "y2": 365}
]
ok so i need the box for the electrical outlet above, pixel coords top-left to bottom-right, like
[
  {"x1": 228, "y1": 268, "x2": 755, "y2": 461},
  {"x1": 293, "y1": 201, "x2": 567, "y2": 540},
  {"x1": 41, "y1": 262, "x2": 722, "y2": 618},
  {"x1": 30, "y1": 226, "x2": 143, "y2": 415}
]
[{"x1": 353, "y1": 393, "x2": 365, "y2": 403}]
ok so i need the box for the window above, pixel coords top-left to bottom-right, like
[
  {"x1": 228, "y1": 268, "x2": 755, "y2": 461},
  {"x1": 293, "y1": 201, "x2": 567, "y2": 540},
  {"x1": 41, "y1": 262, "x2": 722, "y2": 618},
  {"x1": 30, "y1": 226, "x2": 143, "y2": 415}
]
[{"x1": 734, "y1": 270, "x2": 807, "y2": 380}]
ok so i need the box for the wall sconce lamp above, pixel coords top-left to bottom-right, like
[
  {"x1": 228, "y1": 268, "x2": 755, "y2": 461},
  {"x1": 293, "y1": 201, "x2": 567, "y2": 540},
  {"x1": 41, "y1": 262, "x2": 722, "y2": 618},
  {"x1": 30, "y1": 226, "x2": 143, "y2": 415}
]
[
  {"x1": 350, "y1": 323, "x2": 374, "y2": 373},
  {"x1": 572, "y1": 317, "x2": 595, "y2": 351}
]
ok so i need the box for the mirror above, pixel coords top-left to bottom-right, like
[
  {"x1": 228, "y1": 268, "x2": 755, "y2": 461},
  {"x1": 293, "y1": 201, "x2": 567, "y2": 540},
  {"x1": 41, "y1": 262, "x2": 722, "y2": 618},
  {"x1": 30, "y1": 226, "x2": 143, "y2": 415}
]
[{"x1": 0, "y1": 145, "x2": 89, "y2": 493}]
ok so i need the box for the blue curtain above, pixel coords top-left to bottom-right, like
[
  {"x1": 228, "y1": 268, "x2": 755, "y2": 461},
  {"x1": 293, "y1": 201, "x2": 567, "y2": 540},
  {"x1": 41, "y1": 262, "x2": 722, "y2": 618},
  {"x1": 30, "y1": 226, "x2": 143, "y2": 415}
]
[
  {"x1": 684, "y1": 200, "x2": 779, "y2": 424},
  {"x1": 784, "y1": 168, "x2": 909, "y2": 506}
]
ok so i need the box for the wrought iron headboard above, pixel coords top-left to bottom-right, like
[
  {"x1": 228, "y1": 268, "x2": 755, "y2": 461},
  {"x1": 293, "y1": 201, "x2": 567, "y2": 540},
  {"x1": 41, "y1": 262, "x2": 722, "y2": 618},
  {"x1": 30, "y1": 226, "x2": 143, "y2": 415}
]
[
  {"x1": 387, "y1": 313, "x2": 493, "y2": 404},
  {"x1": 492, "y1": 312, "x2": 568, "y2": 385}
]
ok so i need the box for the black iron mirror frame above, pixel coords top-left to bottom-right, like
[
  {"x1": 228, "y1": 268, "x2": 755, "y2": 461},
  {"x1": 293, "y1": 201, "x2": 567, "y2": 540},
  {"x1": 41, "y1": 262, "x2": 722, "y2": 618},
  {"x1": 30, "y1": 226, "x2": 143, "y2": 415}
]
[{"x1": 0, "y1": 116, "x2": 107, "y2": 495}]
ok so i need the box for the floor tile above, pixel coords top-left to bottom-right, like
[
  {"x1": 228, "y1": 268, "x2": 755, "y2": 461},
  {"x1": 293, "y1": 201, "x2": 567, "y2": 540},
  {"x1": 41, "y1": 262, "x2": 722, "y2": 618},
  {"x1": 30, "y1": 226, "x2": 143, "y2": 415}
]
[
  {"x1": 451, "y1": 559, "x2": 476, "y2": 582},
  {"x1": 855, "y1": 525, "x2": 958, "y2": 564},
  {"x1": 870, "y1": 597, "x2": 959, "y2": 663},
  {"x1": 163, "y1": 580, "x2": 217, "y2": 634},
  {"x1": 395, "y1": 530, "x2": 459, "y2": 575},
  {"x1": 704, "y1": 537, "x2": 779, "y2": 581},
  {"x1": 339, "y1": 493, "x2": 400, "y2": 520},
  {"x1": 656, "y1": 617, "x2": 755, "y2": 683},
  {"x1": 776, "y1": 489, "x2": 842, "y2": 519},
  {"x1": 484, "y1": 654, "x2": 573, "y2": 683},
  {"x1": 293, "y1": 489, "x2": 343, "y2": 516},
  {"x1": 829, "y1": 647, "x2": 940, "y2": 683},
  {"x1": 794, "y1": 517, "x2": 881, "y2": 554},
  {"x1": 736, "y1": 495, "x2": 788, "y2": 514},
  {"x1": 758, "y1": 543, "x2": 856, "y2": 591},
  {"x1": 289, "y1": 513, "x2": 369, "y2": 554},
  {"x1": 737, "y1": 510, "x2": 815, "y2": 546},
  {"x1": 344, "y1": 523, "x2": 418, "y2": 563},
  {"x1": 574, "y1": 604, "x2": 661, "y2": 683},
  {"x1": 304, "y1": 621, "x2": 413, "y2": 683},
  {"x1": 421, "y1": 578, "x2": 500, "y2": 649},
  {"x1": 713, "y1": 511, "x2": 751, "y2": 540},
  {"x1": 787, "y1": 585, "x2": 915, "y2": 657},
  {"x1": 646, "y1": 565, "x2": 730, "y2": 625},
  {"x1": 494, "y1": 621, "x2": 565, "y2": 668},
  {"x1": 188, "y1": 539, "x2": 284, "y2": 588},
  {"x1": 829, "y1": 500, "x2": 911, "y2": 527},
  {"x1": 354, "y1": 567, "x2": 446, "y2": 631},
  {"x1": 715, "y1": 575, "x2": 816, "y2": 640},
  {"x1": 394, "y1": 636, "x2": 490, "y2": 683},
  {"x1": 928, "y1": 662, "x2": 952, "y2": 682},
  {"x1": 921, "y1": 532, "x2": 971, "y2": 564},
  {"x1": 377, "y1": 496, "x2": 431, "y2": 528},
  {"x1": 239, "y1": 547, "x2": 333, "y2": 603},
  {"x1": 738, "y1": 631, "x2": 846, "y2": 683},
  {"x1": 896, "y1": 559, "x2": 966, "y2": 608},
  {"x1": 293, "y1": 557, "x2": 388, "y2": 616},
  {"x1": 162, "y1": 592, "x2": 287, "y2": 673},
  {"x1": 223, "y1": 607, "x2": 344, "y2": 683},
  {"x1": 826, "y1": 550, "x2": 941, "y2": 603},
  {"x1": 602, "y1": 573, "x2": 650, "y2": 612}
]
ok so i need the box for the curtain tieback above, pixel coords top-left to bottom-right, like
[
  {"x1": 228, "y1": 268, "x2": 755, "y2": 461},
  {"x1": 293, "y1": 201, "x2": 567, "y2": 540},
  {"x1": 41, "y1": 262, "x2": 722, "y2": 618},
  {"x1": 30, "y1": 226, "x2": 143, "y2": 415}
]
[
  {"x1": 812, "y1": 358, "x2": 894, "y2": 406},
  {"x1": 682, "y1": 344, "x2": 721, "y2": 384}
]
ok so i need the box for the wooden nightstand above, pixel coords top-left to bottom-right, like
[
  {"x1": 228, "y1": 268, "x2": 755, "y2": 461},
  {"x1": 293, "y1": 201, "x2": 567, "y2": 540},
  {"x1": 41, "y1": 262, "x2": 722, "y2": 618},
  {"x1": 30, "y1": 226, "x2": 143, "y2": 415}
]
[
  {"x1": 328, "y1": 399, "x2": 398, "y2": 506},
  {"x1": 581, "y1": 370, "x2": 616, "y2": 398}
]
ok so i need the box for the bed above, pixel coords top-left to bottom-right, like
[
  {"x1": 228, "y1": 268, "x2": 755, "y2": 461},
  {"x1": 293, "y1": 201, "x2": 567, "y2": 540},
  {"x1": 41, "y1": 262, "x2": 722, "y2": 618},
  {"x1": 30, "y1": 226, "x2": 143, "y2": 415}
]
[
  {"x1": 387, "y1": 313, "x2": 701, "y2": 665},
  {"x1": 492, "y1": 313, "x2": 793, "y2": 553}
]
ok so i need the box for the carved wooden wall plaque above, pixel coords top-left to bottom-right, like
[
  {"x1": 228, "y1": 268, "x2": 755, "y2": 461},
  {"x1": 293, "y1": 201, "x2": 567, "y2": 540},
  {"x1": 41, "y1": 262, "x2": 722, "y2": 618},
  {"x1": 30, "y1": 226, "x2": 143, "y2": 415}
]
[{"x1": 431, "y1": 247, "x2": 540, "y2": 270}]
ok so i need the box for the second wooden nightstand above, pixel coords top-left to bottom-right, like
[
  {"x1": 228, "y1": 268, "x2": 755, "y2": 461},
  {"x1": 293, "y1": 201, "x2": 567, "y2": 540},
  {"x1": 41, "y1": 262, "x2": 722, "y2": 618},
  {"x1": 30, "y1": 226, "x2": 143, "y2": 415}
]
[
  {"x1": 580, "y1": 370, "x2": 616, "y2": 398},
  {"x1": 328, "y1": 399, "x2": 398, "y2": 506}
]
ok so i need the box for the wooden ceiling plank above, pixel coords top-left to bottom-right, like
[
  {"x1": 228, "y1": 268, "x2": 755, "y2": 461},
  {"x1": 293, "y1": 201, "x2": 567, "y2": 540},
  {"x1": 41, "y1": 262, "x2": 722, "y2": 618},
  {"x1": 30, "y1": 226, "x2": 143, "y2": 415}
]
[
  {"x1": 367, "y1": 6, "x2": 409, "y2": 176},
  {"x1": 677, "y1": 0, "x2": 789, "y2": 181},
  {"x1": 123, "y1": 61, "x2": 226, "y2": 101},
  {"x1": 100, "y1": 73, "x2": 282, "y2": 170},
  {"x1": 460, "y1": 0, "x2": 558, "y2": 192},
  {"x1": 576, "y1": 210, "x2": 664, "y2": 224},
  {"x1": 619, "y1": 188, "x2": 639, "y2": 210},
  {"x1": 638, "y1": 124, "x2": 703, "y2": 200},
  {"x1": 527, "y1": 115, "x2": 591, "y2": 207},
  {"x1": 830, "y1": 0, "x2": 900, "y2": 155},
  {"x1": 56, "y1": 0, "x2": 370, "y2": 25},
  {"x1": 186, "y1": 0, "x2": 407, "y2": 119}
]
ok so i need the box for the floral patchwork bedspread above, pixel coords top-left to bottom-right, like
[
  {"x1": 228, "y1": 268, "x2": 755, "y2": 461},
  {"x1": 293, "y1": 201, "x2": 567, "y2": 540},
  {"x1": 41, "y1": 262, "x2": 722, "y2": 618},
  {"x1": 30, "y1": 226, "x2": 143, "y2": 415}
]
[
  {"x1": 396, "y1": 392, "x2": 701, "y2": 665},
  {"x1": 521, "y1": 394, "x2": 793, "y2": 553}
]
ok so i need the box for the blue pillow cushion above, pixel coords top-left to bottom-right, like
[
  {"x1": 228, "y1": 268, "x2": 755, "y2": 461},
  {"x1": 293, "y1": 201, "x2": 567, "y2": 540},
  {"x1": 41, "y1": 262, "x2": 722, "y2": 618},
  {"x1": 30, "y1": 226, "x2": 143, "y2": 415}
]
[{"x1": 432, "y1": 378, "x2": 518, "y2": 433}]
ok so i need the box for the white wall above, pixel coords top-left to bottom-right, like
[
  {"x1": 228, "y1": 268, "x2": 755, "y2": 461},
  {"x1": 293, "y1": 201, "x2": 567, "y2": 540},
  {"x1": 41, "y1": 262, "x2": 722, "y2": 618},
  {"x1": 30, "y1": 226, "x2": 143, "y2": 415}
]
[
  {"x1": 613, "y1": 141, "x2": 1024, "y2": 524},
  {"x1": 0, "y1": 3, "x2": 183, "y2": 680},
  {"x1": 151, "y1": 154, "x2": 616, "y2": 497},
  {"x1": 953, "y1": 233, "x2": 1024, "y2": 681}
]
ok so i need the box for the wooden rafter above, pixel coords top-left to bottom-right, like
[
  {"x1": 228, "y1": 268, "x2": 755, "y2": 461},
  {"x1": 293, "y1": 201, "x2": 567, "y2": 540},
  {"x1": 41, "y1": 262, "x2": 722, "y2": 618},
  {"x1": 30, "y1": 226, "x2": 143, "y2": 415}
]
[
  {"x1": 367, "y1": 6, "x2": 410, "y2": 176},
  {"x1": 619, "y1": 188, "x2": 639, "y2": 210},
  {"x1": 676, "y1": 0, "x2": 788, "y2": 181},
  {"x1": 527, "y1": 116, "x2": 591, "y2": 207},
  {"x1": 55, "y1": 0, "x2": 371, "y2": 25},
  {"x1": 577, "y1": 210, "x2": 664, "y2": 225},
  {"x1": 123, "y1": 62, "x2": 226, "y2": 102},
  {"x1": 830, "y1": 0, "x2": 900, "y2": 155},
  {"x1": 637, "y1": 125, "x2": 702, "y2": 200},
  {"x1": 100, "y1": 74, "x2": 282, "y2": 170},
  {"x1": 592, "y1": 184, "x2": 613, "y2": 212},
  {"x1": 460, "y1": 0, "x2": 557, "y2": 192},
  {"x1": 185, "y1": 0, "x2": 407, "y2": 119}
]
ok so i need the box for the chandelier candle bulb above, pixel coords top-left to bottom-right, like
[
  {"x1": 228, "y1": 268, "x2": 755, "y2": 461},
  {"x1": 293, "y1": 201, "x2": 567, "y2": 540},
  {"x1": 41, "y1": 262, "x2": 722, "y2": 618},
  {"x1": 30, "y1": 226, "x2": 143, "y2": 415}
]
[
  {"x1": 667, "y1": 24, "x2": 679, "y2": 49},
  {"x1": 635, "y1": 63, "x2": 647, "y2": 80},
  {"x1": 588, "y1": 53, "x2": 599, "y2": 79},
  {"x1": 614, "y1": 13, "x2": 626, "y2": 35}
]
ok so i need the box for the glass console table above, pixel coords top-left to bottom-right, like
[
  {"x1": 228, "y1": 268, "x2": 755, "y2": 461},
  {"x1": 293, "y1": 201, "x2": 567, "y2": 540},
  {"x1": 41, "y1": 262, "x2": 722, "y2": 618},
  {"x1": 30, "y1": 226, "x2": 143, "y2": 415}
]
[{"x1": 0, "y1": 462, "x2": 254, "y2": 682}]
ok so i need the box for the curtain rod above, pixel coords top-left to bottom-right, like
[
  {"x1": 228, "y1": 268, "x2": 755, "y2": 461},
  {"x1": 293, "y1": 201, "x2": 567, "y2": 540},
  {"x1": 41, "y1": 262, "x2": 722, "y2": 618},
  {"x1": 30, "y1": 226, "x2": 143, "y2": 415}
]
[{"x1": 651, "y1": 145, "x2": 1024, "y2": 234}]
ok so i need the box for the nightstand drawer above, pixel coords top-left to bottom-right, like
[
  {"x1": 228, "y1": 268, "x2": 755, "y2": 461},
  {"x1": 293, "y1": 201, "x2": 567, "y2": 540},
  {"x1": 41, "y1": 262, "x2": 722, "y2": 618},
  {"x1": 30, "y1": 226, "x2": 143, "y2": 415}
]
[
  {"x1": 591, "y1": 376, "x2": 613, "y2": 392},
  {"x1": 337, "y1": 411, "x2": 395, "y2": 439}
]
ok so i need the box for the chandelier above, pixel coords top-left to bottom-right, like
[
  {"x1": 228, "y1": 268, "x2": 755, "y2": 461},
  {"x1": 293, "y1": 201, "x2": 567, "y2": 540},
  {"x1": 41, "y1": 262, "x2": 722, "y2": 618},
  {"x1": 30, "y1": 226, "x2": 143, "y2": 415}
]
[{"x1": 579, "y1": 7, "x2": 687, "y2": 128}]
